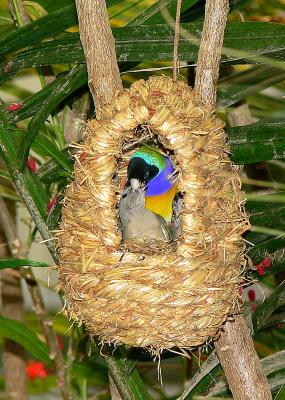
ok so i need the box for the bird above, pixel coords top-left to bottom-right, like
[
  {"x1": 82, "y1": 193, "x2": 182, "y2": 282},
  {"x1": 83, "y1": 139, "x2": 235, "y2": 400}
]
[{"x1": 119, "y1": 145, "x2": 180, "y2": 242}]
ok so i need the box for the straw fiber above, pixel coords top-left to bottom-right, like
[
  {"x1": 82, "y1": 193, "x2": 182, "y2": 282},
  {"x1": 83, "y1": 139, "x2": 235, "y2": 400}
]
[{"x1": 58, "y1": 76, "x2": 250, "y2": 352}]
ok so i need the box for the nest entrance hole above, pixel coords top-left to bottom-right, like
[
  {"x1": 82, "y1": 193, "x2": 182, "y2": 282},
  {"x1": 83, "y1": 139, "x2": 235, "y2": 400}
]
[{"x1": 116, "y1": 124, "x2": 183, "y2": 254}]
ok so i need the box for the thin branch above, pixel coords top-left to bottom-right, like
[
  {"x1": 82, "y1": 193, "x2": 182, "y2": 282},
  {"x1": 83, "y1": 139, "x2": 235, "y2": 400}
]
[
  {"x1": 195, "y1": 0, "x2": 229, "y2": 107},
  {"x1": 0, "y1": 197, "x2": 71, "y2": 400},
  {"x1": 13, "y1": 174, "x2": 58, "y2": 262},
  {"x1": 173, "y1": 0, "x2": 183, "y2": 81}
]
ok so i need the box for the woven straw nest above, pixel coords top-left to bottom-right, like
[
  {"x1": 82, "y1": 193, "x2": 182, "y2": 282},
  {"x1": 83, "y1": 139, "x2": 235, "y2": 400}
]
[{"x1": 58, "y1": 76, "x2": 250, "y2": 353}]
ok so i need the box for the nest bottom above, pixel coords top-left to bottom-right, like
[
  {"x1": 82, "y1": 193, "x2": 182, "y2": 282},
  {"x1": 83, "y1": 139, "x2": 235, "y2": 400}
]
[{"x1": 60, "y1": 244, "x2": 244, "y2": 352}]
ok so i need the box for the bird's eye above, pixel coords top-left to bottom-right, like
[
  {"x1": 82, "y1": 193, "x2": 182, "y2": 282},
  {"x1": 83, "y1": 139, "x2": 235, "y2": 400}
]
[{"x1": 144, "y1": 171, "x2": 149, "y2": 181}]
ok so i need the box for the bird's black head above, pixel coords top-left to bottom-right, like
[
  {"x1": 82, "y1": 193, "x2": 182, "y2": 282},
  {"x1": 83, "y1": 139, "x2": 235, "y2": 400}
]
[{"x1": 127, "y1": 157, "x2": 159, "y2": 189}]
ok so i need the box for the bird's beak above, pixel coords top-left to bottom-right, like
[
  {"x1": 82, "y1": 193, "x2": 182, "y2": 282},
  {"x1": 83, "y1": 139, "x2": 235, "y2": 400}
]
[{"x1": 130, "y1": 178, "x2": 142, "y2": 190}]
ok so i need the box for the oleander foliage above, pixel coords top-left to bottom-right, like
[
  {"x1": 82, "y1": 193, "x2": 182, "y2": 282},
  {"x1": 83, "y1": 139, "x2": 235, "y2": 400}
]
[{"x1": 0, "y1": 0, "x2": 285, "y2": 398}]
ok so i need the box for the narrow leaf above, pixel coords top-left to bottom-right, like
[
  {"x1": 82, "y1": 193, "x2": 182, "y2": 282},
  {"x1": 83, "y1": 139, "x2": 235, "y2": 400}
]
[
  {"x1": 20, "y1": 64, "x2": 87, "y2": 166},
  {"x1": 33, "y1": 135, "x2": 73, "y2": 173},
  {"x1": 253, "y1": 281, "x2": 285, "y2": 331},
  {"x1": 127, "y1": 0, "x2": 199, "y2": 27},
  {"x1": 2, "y1": 22, "x2": 285, "y2": 82},
  {"x1": 0, "y1": 4, "x2": 77, "y2": 57},
  {"x1": 217, "y1": 66, "x2": 285, "y2": 108},
  {"x1": 0, "y1": 258, "x2": 48, "y2": 269},
  {"x1": 246, "y1": 192, "x2": 285, "y2": 231},
  {"x1": 0, "y1": 112, "x2": 49, "y2": 217},
  {"x1": 0, "y1": 316, "x2": 50, "y2": 364},
  {"x1": 72, "y1": 361, "x2": 108, "y2": 385},
  {"x1": 227, "y1": 120, "x2": 285, "y2": 164}
]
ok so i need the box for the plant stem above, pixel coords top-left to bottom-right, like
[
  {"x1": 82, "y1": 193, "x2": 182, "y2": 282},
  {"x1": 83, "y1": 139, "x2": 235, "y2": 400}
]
[
  {"x1": 173, "y1": 0, "x2": 182, "y2": 81},
  {"x1": 0, "y1": 197, "x2": 71, "y2": 400}
]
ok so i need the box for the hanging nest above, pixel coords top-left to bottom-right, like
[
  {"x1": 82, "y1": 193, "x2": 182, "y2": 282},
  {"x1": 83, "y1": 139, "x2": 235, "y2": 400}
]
[{"x1": 58, "y1": 76, "x2": 250, "y2": 353}]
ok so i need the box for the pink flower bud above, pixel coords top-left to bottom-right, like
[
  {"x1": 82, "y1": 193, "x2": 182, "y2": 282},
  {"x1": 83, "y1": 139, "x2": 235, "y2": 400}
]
[
  {"x1": 47, "y1": 196, "x2": 58, "y2": 213},
  {"x1": 6, "y1": 103, "x2": 22, "y2": 111},
  {"x1": 248, "y1": 289, "x2": 256, "y2": 302},
  {"x1": 27, "y1": 158, "x2": 37, "y2": 173}
]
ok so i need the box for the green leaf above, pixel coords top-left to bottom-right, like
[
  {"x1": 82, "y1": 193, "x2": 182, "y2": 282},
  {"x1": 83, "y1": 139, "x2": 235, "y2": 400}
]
[
  {"x1": 246, "y1": 192, "x2": 285, "y2": 231},
  {"x1": 24, "y1": 0, "x2": 48, "y2": 21},
  {"x1": 33, "y1": 134, "x2": 73, "y2": 173},
  {"x1": 0, "y1": 169, "x2": 10, "y2": 180},
  {"x1": 0, "y1": 10, "x2": 14, "y2": 36},
  {"x1": 0, "y1": 258, "x2": 49, "y2": 269},
  {"x1": 72, "y1": 361, "x2": 108, "y2": 385},
  {"x1": 248, "y1": 236, "x2": 285, "y2": 265},
  {"x1": 127, "y1": 0, "x2": 200, "y2": 26},
  {"x1": 103, "y1": 346, "x2": 152, "y2": 400},
  {"x1": 182, "y1": 0, "x2": 250, "y2": 21},
  {"x1": 114, "y1": 21, "x2": 285, "y2": 63},
  {"x1": 9, "y1": 70, "x2": 83, "y2": 123},
  {"x1": 0, "y1": 34, "x2": 83, "y2": 86},
  {"x1": 0, "y1": 316, "x2": 50, "y2": 364},
  {"x1": 217, "y1": 66, "x2": 285, "y2": 108},
  {"x1": 0, "y1": 112, "x2": 49, "y2": 217},
  {"x1": 274, "y1": 383, "x2": 285, "y2": 400},
  {"x1": 253, "y1": 281, "x2": 285, "y2": 331},
  {"x1": 0, "y1": 112, "x2": 57, "y2": 259},
  {"x1": 227, "y1": 120, "x2": 285, "y2": 164},
  {"x1": 0, "y1": 3, "x2": 77, "y2": 57},
  {"x1": 179, "y1": 351, "x2": 220, "y2": 400},
  {"x1": 20, "y1": 64, "x2": 87, "y2": 166},
  {"x1": 2, "y1": 22, "x2": 285, "y2": 80},
  {"x1": 46, "y1": 195, "x2": 63, "y2": 229}
]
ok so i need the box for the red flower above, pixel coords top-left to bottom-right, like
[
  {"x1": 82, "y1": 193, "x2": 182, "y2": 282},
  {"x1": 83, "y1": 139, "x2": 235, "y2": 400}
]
[
  {"x1": 251, "y1": 303, "x2": 257, "y2": 312},
  {"x1": 256, "y1": 256, "x2": 272, "y2": 275},
  {"x1": 276, "y1": 323, "x2": 283, "y2": 329},
  {"x1": 47, "y1": 196, "x2": 57, "y2": 212},
  {"x1": 27, "y1": 158, "x2": 37, "y2": 173},
  {"x1": 256, "y1": 264, "x2": 265, "y2": 276},
  {"x1": 248, "y1": 289, "x2": 256, "y2": 302},
  {"x1": 26, "y1": 360, "x2": 48, "y2": 380},
  {"x1": 261, "y1": 256, "x2": 272, "y2": 269},
  {"x1": 6, "y1": 103, "x2": 22, "y2": 112}
]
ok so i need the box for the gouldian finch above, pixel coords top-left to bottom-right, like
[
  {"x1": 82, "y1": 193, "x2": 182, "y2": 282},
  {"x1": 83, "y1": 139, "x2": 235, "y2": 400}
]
[
  {"x1": 119, "y1": 145, "x2": 179, "y2": 242},
  {"x1": 119, "y1": 188, "x2": 171, "y2": 242},
  {"x1": 127, "y1": 145, "x2": 178, "y2": 224}
]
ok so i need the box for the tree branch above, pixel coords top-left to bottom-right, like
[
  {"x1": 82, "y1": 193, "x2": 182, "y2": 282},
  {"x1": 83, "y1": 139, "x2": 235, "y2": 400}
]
[
  {"x1": 215, "y1": 315, "x2": 272, "y2": 399},
  {"x1": 75, "y1": 0, "x2": 122, "y2": 110},
  {"x1": 195, "y1": 0, "x2": 229, "y2": 107},
  {"x1": 194, "y1": 0, "x2": 272, "y2": 398}
]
